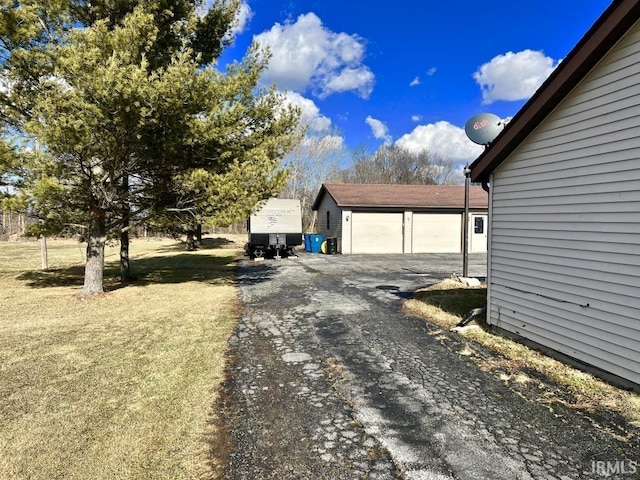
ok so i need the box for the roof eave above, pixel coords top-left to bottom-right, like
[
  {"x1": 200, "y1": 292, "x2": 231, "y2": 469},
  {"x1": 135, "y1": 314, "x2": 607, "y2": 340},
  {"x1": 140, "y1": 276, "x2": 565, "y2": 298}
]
[
  {"x1": 470, "y1": 0, "x2": 640, "y2": 183},
  {"x1": 311, "y1": 184, "x2": 328, "y2": 211}
]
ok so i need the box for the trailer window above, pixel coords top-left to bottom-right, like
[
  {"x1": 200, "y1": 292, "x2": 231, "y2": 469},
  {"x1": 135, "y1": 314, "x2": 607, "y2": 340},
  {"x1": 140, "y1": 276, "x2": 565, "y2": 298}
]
[{"x1": 326, "y1": 211, "x2": 330, "y2": 229}]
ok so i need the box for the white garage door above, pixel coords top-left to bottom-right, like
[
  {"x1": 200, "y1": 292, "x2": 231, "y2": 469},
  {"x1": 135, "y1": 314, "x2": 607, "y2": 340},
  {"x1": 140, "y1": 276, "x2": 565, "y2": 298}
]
[
  {"x1": 412, "y1": 213, "x2": 461, "y2": 253},
  {"x1": 351, "y1": 212, "x2": 403, "y2": 254}
]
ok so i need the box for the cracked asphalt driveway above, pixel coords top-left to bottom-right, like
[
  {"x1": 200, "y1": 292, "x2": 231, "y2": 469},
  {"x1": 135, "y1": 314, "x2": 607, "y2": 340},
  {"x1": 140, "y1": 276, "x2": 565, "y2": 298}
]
[{"x1": 221, "y1": 251, "x2": 639, "y2": 480}]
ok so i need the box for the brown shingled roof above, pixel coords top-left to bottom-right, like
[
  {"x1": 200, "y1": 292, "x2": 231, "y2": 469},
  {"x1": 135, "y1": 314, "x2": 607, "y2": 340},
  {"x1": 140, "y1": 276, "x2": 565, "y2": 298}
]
[{"x1": 312, "y1": 183, "x2": 488, "y2": 210}]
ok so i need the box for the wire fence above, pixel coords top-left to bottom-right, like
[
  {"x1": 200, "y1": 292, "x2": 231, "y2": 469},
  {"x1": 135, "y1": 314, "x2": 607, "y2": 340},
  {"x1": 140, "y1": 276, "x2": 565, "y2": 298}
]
[
  {"x1": 0, "y1": 210, "x2": 248, "y2": 241},
  {"x1": 0, "y1": 211, "x2": 38, "y2": 240}
]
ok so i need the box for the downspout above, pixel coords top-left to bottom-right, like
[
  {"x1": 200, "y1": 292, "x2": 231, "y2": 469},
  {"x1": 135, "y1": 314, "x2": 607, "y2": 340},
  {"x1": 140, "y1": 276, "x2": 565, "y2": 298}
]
[{"x1": 456, "y1": 307, "x2": 487, "y2": 328}]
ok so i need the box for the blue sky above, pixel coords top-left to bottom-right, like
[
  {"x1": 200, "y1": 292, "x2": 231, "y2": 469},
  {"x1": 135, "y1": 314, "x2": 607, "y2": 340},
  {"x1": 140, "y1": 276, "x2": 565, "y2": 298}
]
[{"x1": 219, "y1": 0, "x2": 613, "y2": 164}]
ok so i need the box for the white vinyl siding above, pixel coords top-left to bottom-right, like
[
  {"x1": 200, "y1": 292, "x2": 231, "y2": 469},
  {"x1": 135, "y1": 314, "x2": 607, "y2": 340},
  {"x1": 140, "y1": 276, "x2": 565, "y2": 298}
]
[
  {"x1": 350, "y1": 212, "x2": 404, "y2": 254},
  {"x1": 488, "y1": 19, "x2": 640, "y2": 386},
  {"x1": 412, "y1": 213, "x2": 461, "y2": 253}
]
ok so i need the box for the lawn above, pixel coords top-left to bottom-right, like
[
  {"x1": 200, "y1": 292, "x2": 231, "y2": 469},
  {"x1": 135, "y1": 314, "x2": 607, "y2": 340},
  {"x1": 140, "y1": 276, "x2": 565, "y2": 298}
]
[{"x1": 0, "y1": 236, "x2": 241, "y2": 479}]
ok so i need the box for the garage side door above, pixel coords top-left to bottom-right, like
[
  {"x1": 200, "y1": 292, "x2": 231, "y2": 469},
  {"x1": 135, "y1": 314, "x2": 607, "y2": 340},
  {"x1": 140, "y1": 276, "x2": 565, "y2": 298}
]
[
  {"x1": 412, "y1": 213, "x2": 461, "y2": 253},
  {"x1": 351, "y1": 212, "x2": 403, "y2": 254},
  {"x1": 470, "y1": 214, "x2": 488, "y2": 253}
]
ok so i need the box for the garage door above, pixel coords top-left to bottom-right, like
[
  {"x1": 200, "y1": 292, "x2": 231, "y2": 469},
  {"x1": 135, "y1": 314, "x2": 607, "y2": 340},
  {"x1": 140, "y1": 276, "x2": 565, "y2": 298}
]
[
  {"x1": 351, "y1": 212, "x2": 403, "y2": 254},
  {"x1": 412, "y1": 213, "x2": 461, "y2": 253}
]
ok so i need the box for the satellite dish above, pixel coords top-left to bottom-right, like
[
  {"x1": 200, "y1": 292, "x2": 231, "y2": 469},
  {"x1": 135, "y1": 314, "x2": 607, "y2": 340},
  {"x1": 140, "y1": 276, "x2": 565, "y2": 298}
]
[{"x1": 465, "y1": 113, "x2": 504, "y2": 146}]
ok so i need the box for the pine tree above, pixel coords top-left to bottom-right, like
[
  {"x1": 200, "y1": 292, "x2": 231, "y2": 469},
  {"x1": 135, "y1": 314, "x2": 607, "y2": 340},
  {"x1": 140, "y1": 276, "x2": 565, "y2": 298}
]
[{"x1": 0, "y1": 0, "x2": 301, "y2": 294}]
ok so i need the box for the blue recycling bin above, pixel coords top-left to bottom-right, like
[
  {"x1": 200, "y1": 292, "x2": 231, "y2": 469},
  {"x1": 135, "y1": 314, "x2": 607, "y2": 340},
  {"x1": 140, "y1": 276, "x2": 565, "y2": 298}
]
[
  {"x1": 309, "y1": 234, "x2": 324, "y2": 254},
  {"x1": 304, "y1": 233, "x2": 312, "y2": 252}
]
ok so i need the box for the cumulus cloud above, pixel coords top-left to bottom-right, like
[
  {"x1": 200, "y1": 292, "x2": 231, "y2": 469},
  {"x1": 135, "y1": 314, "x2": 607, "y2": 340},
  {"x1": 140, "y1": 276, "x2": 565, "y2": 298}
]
[
  {"x1": 300, "y1": 134, "x2": 344, "y2": 151},
  {"x1": 365, "y1": 116, "x2": 392, "y2": 145},
  {"x1": 395, "y1": 121, "x2": 484, "y2": 162},
  {"x1": 473, "y1": 49, "x2": 559, "y2": 104},
  {"x1": 232, "y1": 2, "x2": 253, "y2": 35},
  {"x1": 411, "y1": 114, "x2": 422, "y2": 122},
  {"x1": 282, "y1": 91, "x2": 332, "y2": 132},
  {"x1": 253, "y1": 12, "x2": 374, "y2": 99}
]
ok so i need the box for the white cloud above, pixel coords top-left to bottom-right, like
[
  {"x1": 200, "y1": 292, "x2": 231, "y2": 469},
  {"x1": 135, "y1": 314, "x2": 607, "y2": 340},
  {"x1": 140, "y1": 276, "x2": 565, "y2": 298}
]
[
  {"x1": 321, "y1": 67, "x2": 375, "y2": 99},
  {"x1": 232, "y1": 2, "x2": 253, "y2": 35},
  {"x1": 411, "y1": 114, "x2": 422, "y2": 122},
  {"x1": 395, "y1": 121, "x2": 484, "y2": 162},
  {"x1": 365, "y1": 116, "x2": 392, "y2": 145},
  {"x1": 410, "y1": 76, "x2": 420, "y2": 87},
  {"x1": 253, "y1": 12, "x2": 374, "y2": 99},
  {"x1": 426, "y1": 67, "x2": 437, "y2": 76},
  {"x1": 283, "y1": 91, "x2": 331, "y2": 132},
  {"x1": 473, "y1": 49, "x2": 559, "y2": 104},
  {"x1": 302, "y1": 134, "x2": 344, "y2": 151}
]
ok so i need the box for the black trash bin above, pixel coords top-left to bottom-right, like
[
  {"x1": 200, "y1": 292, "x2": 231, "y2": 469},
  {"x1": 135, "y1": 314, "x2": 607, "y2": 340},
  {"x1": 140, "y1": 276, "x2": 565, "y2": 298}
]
[{"x1": 326, "y1": 237, "x2": 338, "y2": 254}]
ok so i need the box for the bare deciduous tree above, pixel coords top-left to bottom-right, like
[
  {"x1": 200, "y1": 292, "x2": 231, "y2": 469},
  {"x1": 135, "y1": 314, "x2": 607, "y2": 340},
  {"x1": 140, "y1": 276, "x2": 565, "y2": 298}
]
[
  {"x1": 279, "y1": 130, "x2": 346, "y2": 230},
  {"x1": 336, "y1": 145, "x2": 462, "y2": 185}
]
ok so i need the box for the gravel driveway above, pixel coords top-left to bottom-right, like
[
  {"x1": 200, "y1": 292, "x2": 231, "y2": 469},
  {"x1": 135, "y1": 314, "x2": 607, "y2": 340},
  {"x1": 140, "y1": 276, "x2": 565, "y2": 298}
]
[{"x1": 221, "y1": 251, "x2": 639, "y2": 480}]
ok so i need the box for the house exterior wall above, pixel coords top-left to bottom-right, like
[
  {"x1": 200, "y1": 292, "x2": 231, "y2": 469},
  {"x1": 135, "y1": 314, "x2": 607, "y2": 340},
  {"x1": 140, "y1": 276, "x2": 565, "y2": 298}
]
[
  {"x1": 403, "y1": 211, "x2": 413, "y2": 253},
  {"x1": 316, "y1": 193, "x2": 343, "y2": 251},
  {"x1": 341, "y1": 210, "x2": 352, "y2": 254},
  {"x1": 487, "y1": 20, "x2": 640, "y2": 386}
]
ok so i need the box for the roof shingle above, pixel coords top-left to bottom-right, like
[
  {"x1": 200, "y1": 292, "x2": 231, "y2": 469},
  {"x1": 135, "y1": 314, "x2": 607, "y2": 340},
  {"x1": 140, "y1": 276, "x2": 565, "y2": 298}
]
[{"x1": 312, "y1": 183, "x2": 488, "y2": 210}]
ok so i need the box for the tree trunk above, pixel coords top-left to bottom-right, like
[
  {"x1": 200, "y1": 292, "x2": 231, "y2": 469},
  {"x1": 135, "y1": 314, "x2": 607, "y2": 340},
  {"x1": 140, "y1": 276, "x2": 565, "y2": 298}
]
[
  {"x1": 186, "y1": 230, "x2": 197, "y2": 251},
  {"x1": 120, "y1": 228, "x2": 131, "y2": 281},
  {"x1": 119, "y1": 174, "x2": 132, "y2": 282},
  {"x1": 82, "y1": 209, "x2": 106, "y2": 295},
  {"x1": 196, "y1": 223, "x2": 202, "y2": 247}
]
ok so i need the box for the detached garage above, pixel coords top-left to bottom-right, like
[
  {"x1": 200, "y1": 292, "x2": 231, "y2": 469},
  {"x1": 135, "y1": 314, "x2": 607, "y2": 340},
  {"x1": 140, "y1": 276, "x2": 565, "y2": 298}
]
[{"x1": 312, "y1": 183, "x2": 488, "y2": 254}]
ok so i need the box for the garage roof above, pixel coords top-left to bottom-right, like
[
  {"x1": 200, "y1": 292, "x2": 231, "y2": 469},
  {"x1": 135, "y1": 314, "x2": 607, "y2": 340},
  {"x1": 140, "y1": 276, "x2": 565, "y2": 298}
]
[
  {"x1": 312, "y1": 183, "x2": 488, "y2": 210},
  {"x1": 470, "y1": 0, "x2": 640, "y2": 183}
]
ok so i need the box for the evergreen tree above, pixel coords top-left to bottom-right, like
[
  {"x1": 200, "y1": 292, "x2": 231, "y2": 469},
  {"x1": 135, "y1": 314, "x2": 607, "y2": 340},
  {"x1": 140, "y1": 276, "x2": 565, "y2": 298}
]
[{"x1": 0, "y1": 0, "x2": 301, "y2": 293}]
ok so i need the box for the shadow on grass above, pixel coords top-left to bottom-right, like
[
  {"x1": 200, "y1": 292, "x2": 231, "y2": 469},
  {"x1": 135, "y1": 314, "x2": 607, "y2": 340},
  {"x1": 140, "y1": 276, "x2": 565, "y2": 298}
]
[
  {"x1": 16, "y1": 264, "x2": 88, "y2": 288},
  {"x1": 414, "y1": 287, "x2": 487, "y2": 322},
  {"x1": 149, "y1": 237, "x2": 242, "y2": 255},
  {"x1": 16, "y1": 252, "x2": 252, "y2": 291},
  {"x1": 199, "y1": 237, "x2": 242, "y2": 250}
]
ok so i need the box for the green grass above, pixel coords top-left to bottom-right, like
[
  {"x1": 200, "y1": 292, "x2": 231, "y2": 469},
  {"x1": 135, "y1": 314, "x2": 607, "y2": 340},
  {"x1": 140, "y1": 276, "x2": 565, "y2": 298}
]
[
  {"x1": 405, "y1": 280, "x2": 640, "y2": 430},
  {"x1": 0, "y1": 237, "x2": 241, "y2": 479}
]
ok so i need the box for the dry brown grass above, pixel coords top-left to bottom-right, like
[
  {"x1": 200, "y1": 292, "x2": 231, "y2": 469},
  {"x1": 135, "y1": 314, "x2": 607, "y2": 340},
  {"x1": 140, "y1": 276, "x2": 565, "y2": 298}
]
[
  {"x1": 0, "y1": 236, "x2": 242, "y2": 479},
  {"x1": 404, "y1": 280, "x2": 640, "y2": 430}
]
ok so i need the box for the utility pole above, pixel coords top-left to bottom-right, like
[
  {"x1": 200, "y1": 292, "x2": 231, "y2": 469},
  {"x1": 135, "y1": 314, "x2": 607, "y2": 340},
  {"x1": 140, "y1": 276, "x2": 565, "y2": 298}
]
[{"x1": 463, "y1": 164, "x2": 471, "y2": 277}]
